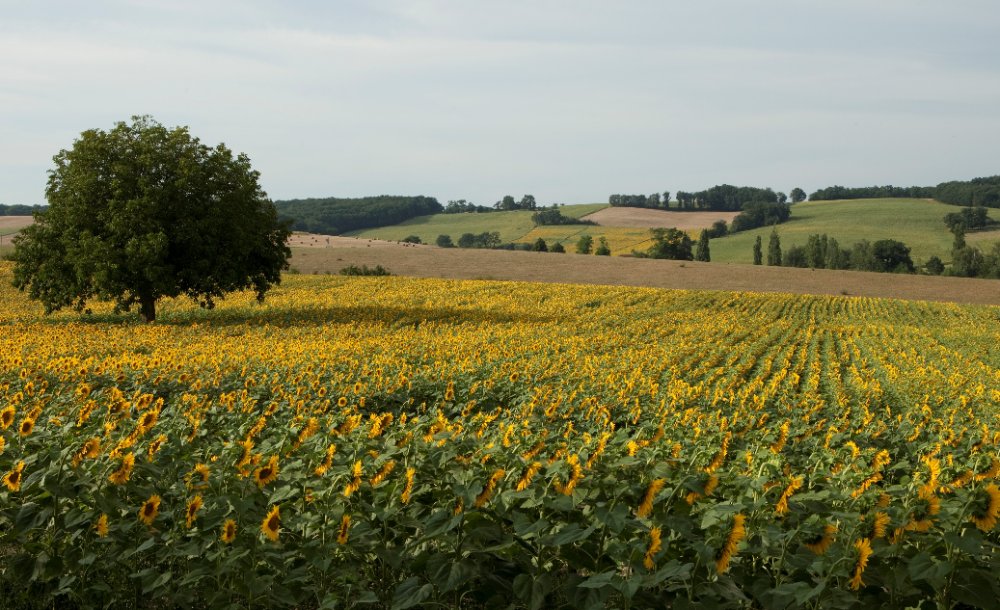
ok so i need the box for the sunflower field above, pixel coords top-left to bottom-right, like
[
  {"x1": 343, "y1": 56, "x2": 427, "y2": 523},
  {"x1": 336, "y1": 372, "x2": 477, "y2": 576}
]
[{"x1": 1, "y1": 261, "x2": 999, "y2": 609}]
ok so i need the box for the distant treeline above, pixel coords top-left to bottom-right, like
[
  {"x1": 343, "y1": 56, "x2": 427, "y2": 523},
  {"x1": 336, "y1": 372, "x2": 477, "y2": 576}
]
[
  {"x1": 273, "y1": 196, "x2": 443, "y2": 235},
  {"x1": 0, "y1": 204, "x2": 44, "y2": 215},
  {"x1": 610, "y1": 185, "x2": 795, "y2": 211},
  {"x1": 531, "y1": 206, "x2": 595, "y2": 226},
  {"x1": 809, "y1": 176, "x2": 1000, "y2": 208}
]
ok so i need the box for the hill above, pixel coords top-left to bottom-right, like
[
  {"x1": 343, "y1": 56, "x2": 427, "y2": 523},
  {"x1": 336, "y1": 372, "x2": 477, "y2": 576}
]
[
  {"x1": 346, "y1": 203, "x2": 607, "y2": 243},
  {"x1": 709, "y1": 198, "x2": 1000, "y2": 265}
]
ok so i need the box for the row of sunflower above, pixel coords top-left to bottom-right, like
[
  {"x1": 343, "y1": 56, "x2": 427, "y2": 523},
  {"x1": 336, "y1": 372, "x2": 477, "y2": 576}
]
[{"x1": 0, "y1": 264, "x2": 999, "y2": 608}]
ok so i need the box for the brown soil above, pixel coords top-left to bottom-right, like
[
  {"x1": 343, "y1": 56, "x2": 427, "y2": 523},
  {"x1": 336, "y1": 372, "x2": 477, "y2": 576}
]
[
  {"x1": 0, "y1": 216, "x2": 34, "y2": 231},
  {"x1": 290, "y1": 237, "x2": 1000, "y2": 307},
  {"x1": 582, "y1": 208, "x2": 741, "y2": 230}
]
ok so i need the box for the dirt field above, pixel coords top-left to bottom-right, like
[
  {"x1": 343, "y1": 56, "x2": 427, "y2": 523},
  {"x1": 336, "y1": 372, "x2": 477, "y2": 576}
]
[
  {"x1": 581, "y1": 207, "x2": 741, "y2": 229},
  {"x1": 0, "y1": 216, "x2": 33, "y2": 233},
  {"x1": 289, "y1": 237, "x2": 1000, "y2": 306}
]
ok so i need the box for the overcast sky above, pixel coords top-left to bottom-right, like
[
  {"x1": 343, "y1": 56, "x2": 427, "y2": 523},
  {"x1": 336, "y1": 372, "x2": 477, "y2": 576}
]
[{"x1": 2, "y1": 0, "x2": 999, "y2": 207}]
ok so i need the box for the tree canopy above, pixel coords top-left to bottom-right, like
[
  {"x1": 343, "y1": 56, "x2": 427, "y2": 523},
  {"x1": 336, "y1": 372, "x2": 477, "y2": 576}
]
[{"x1": 11, "y1": 116, "x2": 290, "y2": 322}]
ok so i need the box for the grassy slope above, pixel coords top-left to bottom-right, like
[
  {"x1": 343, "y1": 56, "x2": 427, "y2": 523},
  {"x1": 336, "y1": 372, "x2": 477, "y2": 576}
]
[
  {"x1": 346, "y1": 203, "x2": 608, "y2": 243},
  {"x1": 710, "y1": 198, "x2": 1000, "y2": 265}
]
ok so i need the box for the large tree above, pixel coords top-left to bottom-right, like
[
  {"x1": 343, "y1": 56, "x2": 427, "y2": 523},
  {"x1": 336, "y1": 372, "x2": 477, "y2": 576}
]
[{"x1": 12, "y1": 116, "x2": 291, "y2": 322}]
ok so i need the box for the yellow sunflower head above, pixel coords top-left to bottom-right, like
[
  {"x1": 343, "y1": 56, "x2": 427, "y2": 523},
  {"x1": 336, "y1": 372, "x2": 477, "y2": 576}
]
[
  {"x1": 261, "y1": 505, "x2": 280, "y2": 542},
  {"x1": 221, "y1": 519, "x2": 237, "y2": 544},
  {"x1": 138, "y1": 494, "x2": 161, "y2": 526}
]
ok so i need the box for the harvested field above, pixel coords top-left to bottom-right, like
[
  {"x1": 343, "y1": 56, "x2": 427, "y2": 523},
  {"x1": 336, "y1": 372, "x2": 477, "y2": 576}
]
[
  {"x1": 581, "y1": 207, "x2": 740, "y2": 229},
  {"x1": 289, "y1": 236, "x2": 1000, "y2": 306},
  {"x1": 0, "y1": 216, "x2": 33, "y2": 234}
]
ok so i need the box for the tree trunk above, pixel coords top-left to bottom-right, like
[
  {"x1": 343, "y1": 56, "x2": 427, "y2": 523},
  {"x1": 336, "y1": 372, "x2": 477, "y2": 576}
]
[{"x1": 139, "y1": 294, "x2": 156, "y2": 323}]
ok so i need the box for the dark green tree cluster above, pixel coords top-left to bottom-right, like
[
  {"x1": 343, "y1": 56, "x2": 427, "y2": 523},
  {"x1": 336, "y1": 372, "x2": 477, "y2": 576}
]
[
  {"x1": 695, "y1": 230, "x2": 711, "y2": 262},
  {"x1": 685, "y1": 184, "x2": 778, "y2": 211},
  {"x1": 944, "y1": 206, "x2": 994, "y2": 233},
  {"x1": 594, "y1": 237, "x2": 611, "y2": 256},
  {"x1": 443, "y1": 199, "x2": 493, "y2": 214},
  {"x1": 493, "y1": 194, "x2": 538, "y2": 211},
  {"x1": 729, "y1": 201, "x2": 791, "y2": 233},
  {"x1": 707, "y1": 219, "x2": 729, "y2": 238},
  {"x1": 608, "y1": 193, "x2": 670, "y2": 209},
  {"x1": 640, "y1": 228, "x2": 693, "y2": 260},
  {"x1": 789, "y1": 188, "x2": 807, "y2": 203},
  {"x1": 809, "y1": 185, "x2": 935, "y2": 201},
  {"x1": 531, "y1": 206, "x2": 596, "y2": 226},
  {"x1": 11, "y1": 116, "x2": 291, "y2": 322},
  {"x1": 935, "y1": 176, "x2": 1000, "y2": 208},
  {"x1": 274, "y1": 195, "x2": 442, "y2": 235},
  {"x1": 456, "y1": 232, "x2": 502, "y2": 249},
  {"x1": 808, "y1": 176, "x2": 1000, "y2": 208},
  {"x1": 0, "y1": 204, "x2": 43, "y2": 216},
  {"x1": 767, "y1": 232, "x2": 916, "y2": 273}
]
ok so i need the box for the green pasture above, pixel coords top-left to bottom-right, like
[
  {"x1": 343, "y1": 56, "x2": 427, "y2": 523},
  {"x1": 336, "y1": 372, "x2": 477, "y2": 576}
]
[{"x1": 709, "y1": 198, "x2": 1000, "y2": 265}]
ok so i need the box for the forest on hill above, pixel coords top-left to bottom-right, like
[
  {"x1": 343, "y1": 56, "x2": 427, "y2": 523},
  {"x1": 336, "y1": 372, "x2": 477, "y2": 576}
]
[{"x1": 273, "y1": 196, "x2": 442, "y2": 234}]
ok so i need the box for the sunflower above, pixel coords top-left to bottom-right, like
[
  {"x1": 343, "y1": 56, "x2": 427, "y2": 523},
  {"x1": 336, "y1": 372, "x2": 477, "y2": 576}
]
[
  {"x1": 109, "y1": 453, "x2": 136, "y2": 485},
  {"x1": 187, "y1": 463, "x2": 210, "y2": 489},
  {"x1": 254, "y1": 455, "x2": 279, "y2": 488},
  {"x1": 3, "y1": 461, "x2": 25, "y2": 492},
  {"x1": 474, "y1": 469, "x2": 506, "y2": 507},
  {"x1": 220, "y1": 519, "x2": 237, "y2": 544},
  {"x1": 401, "y1": 467, "x2": 415, "y2": 504},
  {"x1": 261, "y1": 505, "x2": 280, "y2": 542},
  {"x1": 804, "y1": 523, "x2": 837, "y2": 555},
  {"x1": 970, "y1": 484, "x2": 1000, "y2": 532},
  {"x1": 95, "y1": 513, "x2": 109, "y2": 537},
  {"x1": 849, "y1": 538, "x2": 873, "y2": 591},
  {"x1": 0, "y1": 436, "x2": 5, "y2": 456},
  {"x1": 337, "y1": 396, "x2": 348, "y2": 408},
  {"x1": 643, "y1": 527, "x2": 662, "y2": 570},
  {"x1": 516, "y1": 462, "x2": 542, "y2": 492},
  {"x1": 0, "y1": 406, "x2": 14, "y2": 429},
  {"x1": 185, "y1": 495, "x2": 203, "y2": 528},
  {"x1": 343, "y1": 461, "x2": 363, "y2": 497},
  {"x1": 136, "y1": 409, "x2": 159, "y2": 435},
  {"x1": 369, "y1": 460, "x2": 396, "y2": 487},
  {"x1": 18, "y1": 417, "x2": 34, "y2": 437},
  {"x1": 314, "y1": 443, "x2": 336, "y2": 476},
  {"x1": 337, "y1": 514, "x2": 351, "y2": 545},
  {"x1": 146, "y1": 435, "x2": 167, "y2": 461},
  {"x1": 715, "y1": 514, "x2": 747, "y2": 574},
  {"x1": 138, "y1": 494, "x2": 161, "y2": 526},
  {"x1": 637, "y1": 478, "x2": 666, "y2": 518}
]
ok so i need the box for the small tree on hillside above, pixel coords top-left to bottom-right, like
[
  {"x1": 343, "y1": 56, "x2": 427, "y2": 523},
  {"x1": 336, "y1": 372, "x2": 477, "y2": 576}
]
[
  {"x1": 695, "y1": 230, "x2": 711, "y2": 262},
  {"x1": 576, "y1": 235, "x2": 593, "y2": 254},
  {"x1": 767, "y1": 229, "x2": 782, "y2": 266},
  {"x1": 595, "y1": 237, "x2": 611, "y2": 256},
  {"x1": 550, "y1": 241, "x2": 565, "y2": 253},
  {"x1": 11, "y1": 116, "x2": 290, "y2": 322},
  {"x1": 647, "y1": 228, "x2": 693, "y2": 260},
  {"x1": 753, "y1": 235, "x2": 763, "y2": 265},
  {"x1": 532, "y1": 237, "x2": 548, "y2": 252},
  {"x1": 790, "y1": 187, "x2": 807, "y2": 203},
  {"x1": 436, "y1": 234, "x2": 454, "y2": 248}
]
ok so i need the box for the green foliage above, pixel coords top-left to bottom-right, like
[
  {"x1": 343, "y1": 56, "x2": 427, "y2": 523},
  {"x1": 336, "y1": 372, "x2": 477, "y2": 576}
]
[
  {"x1": 576, "y1": 235, "x2": 594, "y2": 255},
  {"x1": 944, "y1": 206, "x2": 994, "y2": 234},
  {"x1": 646, "y1": 228, "x2": 692, "y2": 260},
  {"x1": 935, "y1": 176, "x2": 1000, "y2": 208},
  {"x1": 872, "y1": 239, "x2": 915, "y2": 273},
  {"x1": 790, "y1": 187, "x2": 807, "y2": 203},
  {"x1": 767, "y1": 230, "x2": 782, "y2": 266},
  {"x1": 925, "y1": 255, "x2": 945, "y2": 275},
  {"x1": 10, "y1": 115, "x2": 290, "y2": 322},
  {"x1": 730, "y1": 201, "x2": 791, "y2": 233},
  {"x1": 752, "y1": 236, "x2": 763, "y2": 265},
  {"x1": 532, "y1": 238, "x2": 549, "y2": 252},
  {"x1": 0, "y1": 204, "x2": 44, "y2": 216},
  {"x1": 435, "y1": 234, "x2": 454, "y2": 248},
  {"x1": 531, "y1": 206, "x2": 596, "y2": 226},
  {"x1": 274, "y1": 195, "x2": 443, "y2": 235},
  {"x1": 594, "y1": 237, "x2": 611, "y2": 256},
  {"x1": 695, "y1": 230, "x2": 711, "y2": 262},
  {"x1": 457, "y1": 232, "x2": 501, "y2": 249},
  {"x1": 443, "y1": 199, "x2": 493, "y2": 213},
  {"x1": 339, "y1": 264, "x2": 392, "y2": 276},
  {"x1": 550, "y1": 242, "x2": 566, "y2": 253},
  {"x1": 401, "y1": 235, "x2": 422, "y2": 244}
]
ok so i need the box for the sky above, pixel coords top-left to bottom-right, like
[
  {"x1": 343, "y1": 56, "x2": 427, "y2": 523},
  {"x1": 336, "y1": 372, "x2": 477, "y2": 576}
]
[{"x1": 2, "y1": 0, "x2": 999, "y2": 207}]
